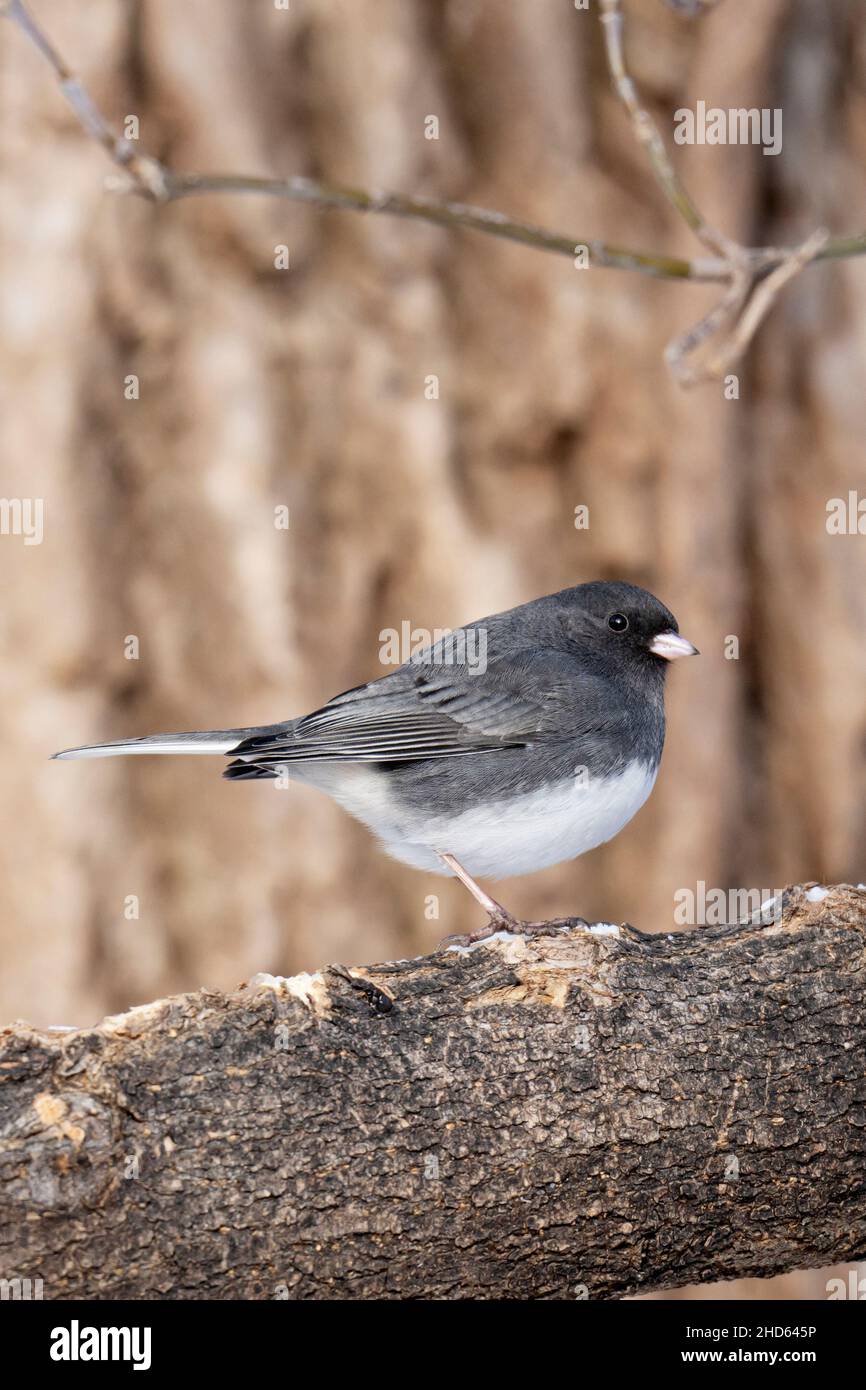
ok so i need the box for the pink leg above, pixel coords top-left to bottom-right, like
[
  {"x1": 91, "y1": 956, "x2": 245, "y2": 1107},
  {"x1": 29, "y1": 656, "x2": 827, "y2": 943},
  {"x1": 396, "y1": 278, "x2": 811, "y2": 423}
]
[{"x1": 435, "y1": 851, "x2": 588, "y2": 948}]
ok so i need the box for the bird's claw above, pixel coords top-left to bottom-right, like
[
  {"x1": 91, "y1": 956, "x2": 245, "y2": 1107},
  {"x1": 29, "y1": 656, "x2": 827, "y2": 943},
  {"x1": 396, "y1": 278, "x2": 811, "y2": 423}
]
[{"x1": 437, "y1": 914, "x2": 590, "y2": 951}]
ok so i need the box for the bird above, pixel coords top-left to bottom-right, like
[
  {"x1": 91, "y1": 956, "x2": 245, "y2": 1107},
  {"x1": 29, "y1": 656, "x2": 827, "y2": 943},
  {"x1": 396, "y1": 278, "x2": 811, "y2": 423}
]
[{"x1": 54, "y1": 581, "x2": 697, "y2": 943}]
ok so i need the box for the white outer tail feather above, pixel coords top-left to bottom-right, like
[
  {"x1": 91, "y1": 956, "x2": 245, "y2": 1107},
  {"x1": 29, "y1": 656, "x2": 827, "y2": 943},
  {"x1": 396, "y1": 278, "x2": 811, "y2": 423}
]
[{"x1": 53, "y1": 735, "x2": 242, "y2": 759}]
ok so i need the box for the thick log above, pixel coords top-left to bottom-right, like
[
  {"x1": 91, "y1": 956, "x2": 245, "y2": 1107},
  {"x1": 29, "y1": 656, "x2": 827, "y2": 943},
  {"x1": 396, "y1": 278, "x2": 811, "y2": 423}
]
[{"x1": 1, "y1": 883, "x2": 865, "y2": 1300}]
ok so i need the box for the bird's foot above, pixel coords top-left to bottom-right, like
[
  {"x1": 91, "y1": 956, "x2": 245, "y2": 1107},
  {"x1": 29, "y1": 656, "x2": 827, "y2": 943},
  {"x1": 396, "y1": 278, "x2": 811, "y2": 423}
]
[
  {"x1": 433, "y1": 850, "x2": 590, "y2": 950},
  {"x1": 437, "y1": 910, "x2": 590, "y2": 951}
]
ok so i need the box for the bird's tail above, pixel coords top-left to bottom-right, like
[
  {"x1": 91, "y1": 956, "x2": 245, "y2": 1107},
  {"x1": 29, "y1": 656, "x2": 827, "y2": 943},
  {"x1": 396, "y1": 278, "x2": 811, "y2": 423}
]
[{"x1": 52, "y1": 725, "x2": 281, "y2": 760}]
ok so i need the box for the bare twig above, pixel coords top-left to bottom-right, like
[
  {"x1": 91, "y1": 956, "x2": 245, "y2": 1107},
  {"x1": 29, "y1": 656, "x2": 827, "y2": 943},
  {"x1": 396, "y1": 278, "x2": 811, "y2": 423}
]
[
  {"x1": 662, "y1": 0, "x2": 722, "y2": 15},
  {"x1": 600, "y1": 0, "x2": 739, "y2": 261},
  {"x1": 664, "y1": 267, "x2": 752, "y2": 382},
  {"x1": 666, "y1": 228, "x2": 830, "y2": 384},
  {"x1": 1, "y1": 0, "x2": 862, "y2": 385},
  {"x1": 598, "y1": 0, "x2": 836, "y2": 382},
  {"x1": 0, "y1": 0, "x2": 723, "y2": 283},
  {"x1": 144, "y1": 174, "x2": 732, "y2": 282},
  {"x1": 2, "y1": 0, "x2": 169, "y2": 197}
]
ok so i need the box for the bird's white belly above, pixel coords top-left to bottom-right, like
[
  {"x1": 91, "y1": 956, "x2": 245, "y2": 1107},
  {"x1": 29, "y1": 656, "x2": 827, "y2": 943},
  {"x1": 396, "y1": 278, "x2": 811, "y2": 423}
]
[{"x1": 310, "y1": 759, "x2": 658, "y2": 880}]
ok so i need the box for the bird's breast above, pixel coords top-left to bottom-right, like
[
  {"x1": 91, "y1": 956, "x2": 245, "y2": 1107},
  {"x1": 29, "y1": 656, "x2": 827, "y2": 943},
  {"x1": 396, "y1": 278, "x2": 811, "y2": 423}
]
[{"x1": 322, "y1": 757, "x2": 660, "y2": 879}]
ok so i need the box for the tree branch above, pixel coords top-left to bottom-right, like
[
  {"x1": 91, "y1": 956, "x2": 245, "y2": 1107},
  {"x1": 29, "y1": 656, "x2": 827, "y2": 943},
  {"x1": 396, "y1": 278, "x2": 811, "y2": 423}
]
[
  {"x1": 599, "y1": 0, "x2": 832, "y2": 383},
  {"x1": 1, "y1": 0, "x2": 862, "y2": 385},
  {"x1": 601, "y1": 0, "x2": 736, "y2": 259},
  {"x1": 2, "y1": 884, "x2": 864, "y2": 1299}
]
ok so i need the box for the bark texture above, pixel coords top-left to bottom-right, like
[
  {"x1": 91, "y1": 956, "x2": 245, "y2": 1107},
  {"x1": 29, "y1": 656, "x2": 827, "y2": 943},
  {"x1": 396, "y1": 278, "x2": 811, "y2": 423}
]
[{"x1": 2, "y1": 883, "x2": 864, "y2": 1300}]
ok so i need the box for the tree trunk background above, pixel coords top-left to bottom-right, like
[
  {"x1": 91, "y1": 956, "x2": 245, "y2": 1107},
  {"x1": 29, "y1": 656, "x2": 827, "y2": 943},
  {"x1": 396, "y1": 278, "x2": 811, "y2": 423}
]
[
  {"x1": 2, "y1": 885, "x2": 864, "y2": 1300},
  {"x1": 1, "y1": 0, "x2": 865, "y2": 1298}
]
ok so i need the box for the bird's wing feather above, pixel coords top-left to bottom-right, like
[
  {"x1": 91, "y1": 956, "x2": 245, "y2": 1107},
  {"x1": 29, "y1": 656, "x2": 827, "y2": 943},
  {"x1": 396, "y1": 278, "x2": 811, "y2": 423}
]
[{"x1": 229, "y1": 650, "x2": 569, "y2": 765}]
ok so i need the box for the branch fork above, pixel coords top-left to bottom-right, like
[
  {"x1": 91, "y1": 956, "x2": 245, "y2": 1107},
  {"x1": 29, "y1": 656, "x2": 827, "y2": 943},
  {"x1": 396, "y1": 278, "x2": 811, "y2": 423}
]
[
  {"x1": 0, "y1": 0, "x2": 859, "y2": 385},
  {"x1": 600, "y1": 0, "x2": 829, "y2": 383}
]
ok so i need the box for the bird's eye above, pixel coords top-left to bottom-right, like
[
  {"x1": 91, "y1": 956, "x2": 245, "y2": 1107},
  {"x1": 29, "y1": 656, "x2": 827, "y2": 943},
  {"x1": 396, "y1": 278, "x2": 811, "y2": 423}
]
[{"x1": 608, "y1": 613, "x2": 629, "y2": 633}]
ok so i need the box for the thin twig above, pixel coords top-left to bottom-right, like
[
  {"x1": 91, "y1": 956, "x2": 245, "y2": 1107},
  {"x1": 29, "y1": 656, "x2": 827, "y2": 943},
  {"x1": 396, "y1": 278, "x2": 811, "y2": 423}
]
[
  {"x1": 668, "y1": 228, "x2": 830, "y2": 385},
  {"x1": 662, "y1": 0, "x2": 722, "y2": 14},
  {"x1": 0, "y1": 0, "x2": 722, "y2": 282},
  {"x1": 664, "y1": 269, "x2": 751, "y2": 382},
  {"x1": 599, "y1": 0, "x2": 837, "y2": 383},
  {"x1": 2, "y1": 0, "x2": 169, "y2": 197},
  {"x1": 1, "y1": 0, "x2": 861, "y2": 385},
  {"x1": 599, "y1": 0, "x2": 739, "y2": 261},
  {"x1": 149, "y1": 174, "x2": 732, "y2": 282}
]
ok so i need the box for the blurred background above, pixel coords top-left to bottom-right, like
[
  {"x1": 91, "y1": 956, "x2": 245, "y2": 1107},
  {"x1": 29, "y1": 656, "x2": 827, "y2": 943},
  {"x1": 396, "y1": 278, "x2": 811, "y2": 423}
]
[{"x1": 1, "y1": 0, "x2": 865, "y2": 1298}]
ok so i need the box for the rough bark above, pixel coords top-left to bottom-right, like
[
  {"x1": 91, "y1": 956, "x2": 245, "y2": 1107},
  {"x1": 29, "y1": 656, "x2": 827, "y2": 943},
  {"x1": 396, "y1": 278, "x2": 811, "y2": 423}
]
[{"x1": 1, "y1": 883, "x2": 864, "y2": 1300}]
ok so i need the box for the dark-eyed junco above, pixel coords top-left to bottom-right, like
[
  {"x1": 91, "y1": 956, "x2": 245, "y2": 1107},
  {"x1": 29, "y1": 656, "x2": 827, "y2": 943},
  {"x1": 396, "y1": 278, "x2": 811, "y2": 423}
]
[{"x1": 54, "y1": 582, "x2": 697, "y2": 940}]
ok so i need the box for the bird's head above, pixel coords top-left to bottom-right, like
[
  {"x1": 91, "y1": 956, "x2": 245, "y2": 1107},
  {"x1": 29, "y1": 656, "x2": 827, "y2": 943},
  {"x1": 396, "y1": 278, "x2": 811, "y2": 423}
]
[{"x1": 557, "y1": 581, "x2": 699, "y2": 669}]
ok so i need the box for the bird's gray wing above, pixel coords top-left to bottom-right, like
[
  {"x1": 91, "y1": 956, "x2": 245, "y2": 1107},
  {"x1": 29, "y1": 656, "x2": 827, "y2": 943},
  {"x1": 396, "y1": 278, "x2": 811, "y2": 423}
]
[{"x1": 228, "y1": 650, "x2": 569, "y2": 766}]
